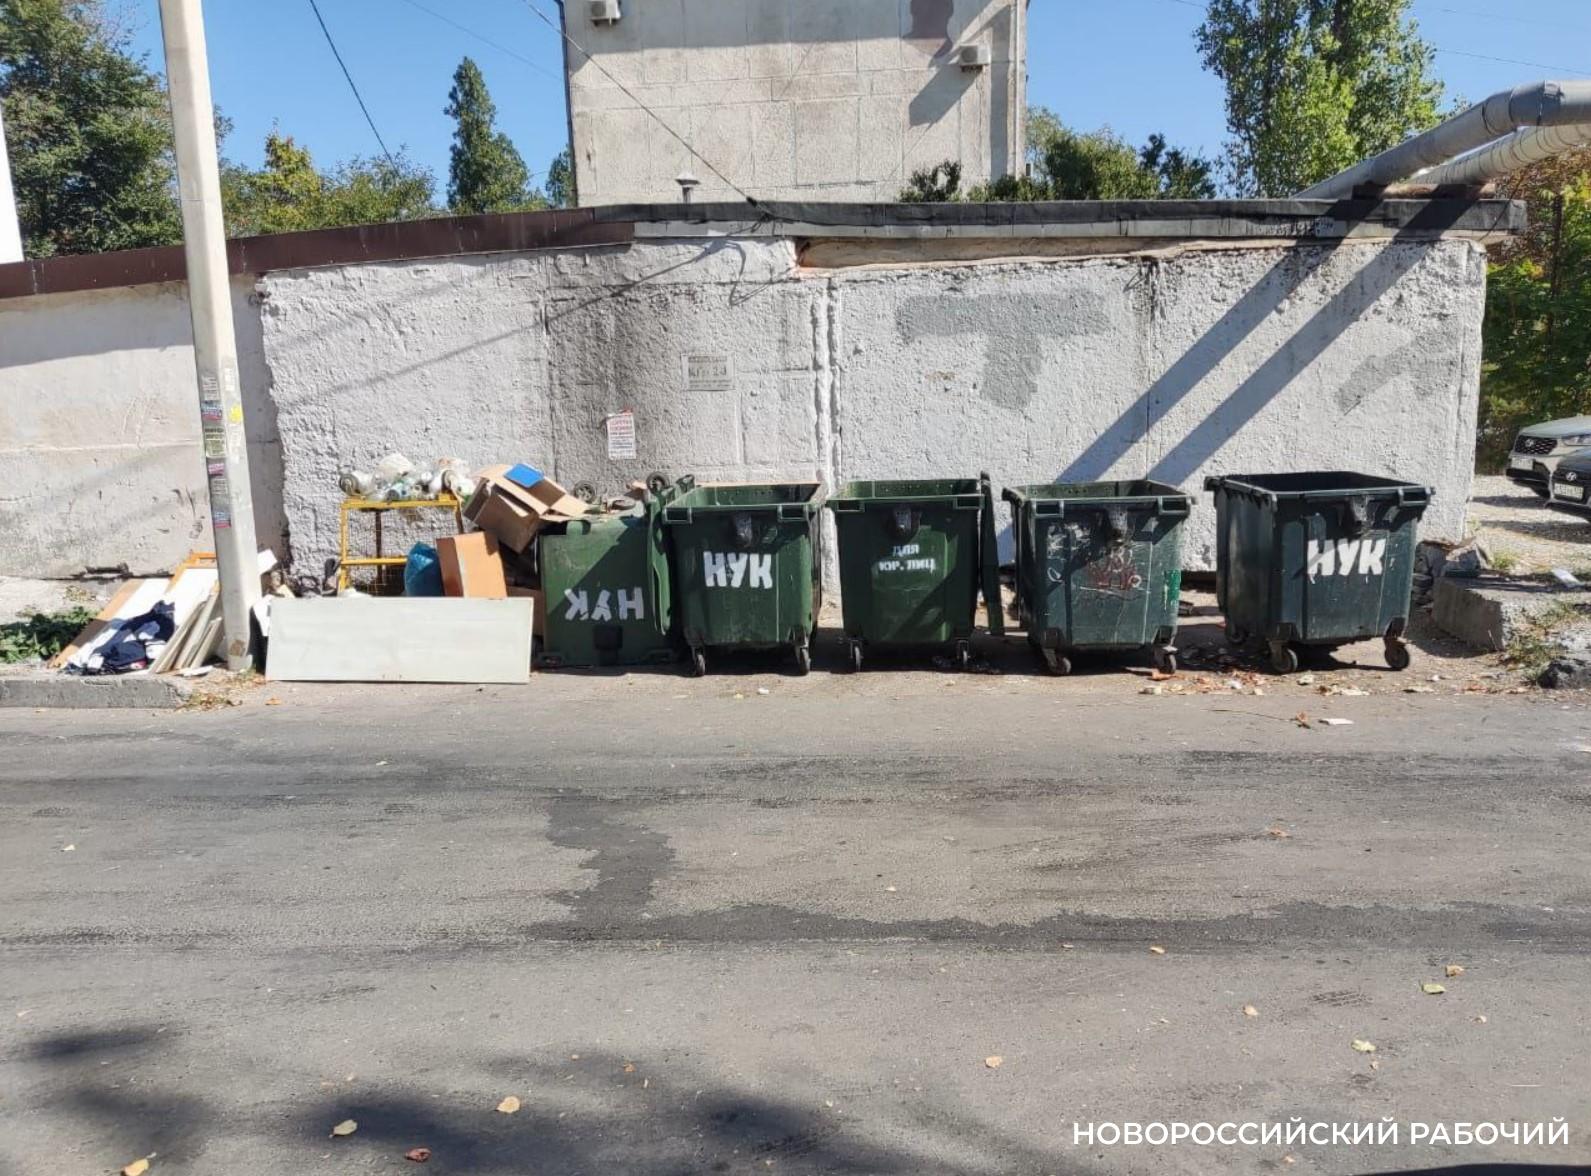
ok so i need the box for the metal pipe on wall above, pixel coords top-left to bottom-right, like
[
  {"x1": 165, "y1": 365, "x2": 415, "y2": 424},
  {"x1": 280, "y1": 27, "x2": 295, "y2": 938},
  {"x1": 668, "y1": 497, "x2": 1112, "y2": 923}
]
[{"x1": 1296, "y1": 80, "x2": 1591, "y2": 199}]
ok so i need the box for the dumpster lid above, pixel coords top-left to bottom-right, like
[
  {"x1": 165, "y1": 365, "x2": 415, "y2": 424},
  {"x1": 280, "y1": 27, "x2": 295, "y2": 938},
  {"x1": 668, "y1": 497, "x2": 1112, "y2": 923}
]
[{"x1": 1204, "y1": 471, "x2": 1433, "y2": 501}]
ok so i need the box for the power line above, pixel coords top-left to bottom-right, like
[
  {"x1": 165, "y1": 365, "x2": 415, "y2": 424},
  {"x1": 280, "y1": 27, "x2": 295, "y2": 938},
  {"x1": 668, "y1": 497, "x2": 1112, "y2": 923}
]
[
  {"x1": 392, "y1": 0, "x2": 562, "y2": 83},
  {"x1": 306, "y1": 0, "x2": 396, "y2": 165},
  {"x1": 1432, "y1": 47, "x2": 1591, "y2": 79},
  {"x1": 514, "y1": 0, "x2": 760, "y2": 206}
]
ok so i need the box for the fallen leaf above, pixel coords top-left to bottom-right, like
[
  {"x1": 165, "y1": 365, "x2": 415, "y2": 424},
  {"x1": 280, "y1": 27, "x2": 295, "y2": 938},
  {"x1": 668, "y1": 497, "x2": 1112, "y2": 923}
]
[
  {"x1": 330, "y1": 1119, "x2": 358, "y2": 1137},
  {"x1": 622, "y1": 1062, "x2": 636, "y2": 1073},
  {"x1": 1282, "y1": 1154, "x2": 1297, "y2": 1165},
  {"x1": 1351, "y1": 1039, "x2": 1376, "y2": 1053},
  {"x1": 496, "y1": 1096, "x2": 521, "y2": 1115},
  {"x1": 122, "y1": 1160, "x2": 150, "y2": 1176},
  {"x1": 1148, "y1": 669, "x2": 1173, "y2": 682},
  {"x1": 1421, "y1": 982, "x2": 1446, "y2": 995},
  {"x1": 61, "y1": 844, "x2": 75, "y2": 852},
  {"x1": 1294, "y1": 711, "x2": 1311, "y2": 728},
  {"x1": 1149, "y1": 945, "x2": 1167, "y2": 955},
  {"x1": 1242, "y1": 1004, "x2": 1259, "y2": 1018},
  {"x1": 265, "y1": 697, "x2": 282, "y2": 706},
  {"x1": 984, "y1": 1055, "x2": 1003, "y2": 1069},
  {"x1": 404, "y1": 1147, "x2": 431, "y2": 1163},
  {"x1": 1445, "y1": 964, "x2": 1465, "y2": 978},
  {"x1": 1369, "y1": 1059, "x2": 1381, "y2": 1071},
  {"x1": 884, "y1": 885, "x2": 897, "y2": 893},
  {"x1": 1296, "y1": 674, "x2": 1316, "y2": 686},
  {"x1": 1266, "y1": 827, "x2": 1290, "y2": 839},
  {"x1": 1474, "y1": 1015, "x2": 1488, "y2": 1024}
]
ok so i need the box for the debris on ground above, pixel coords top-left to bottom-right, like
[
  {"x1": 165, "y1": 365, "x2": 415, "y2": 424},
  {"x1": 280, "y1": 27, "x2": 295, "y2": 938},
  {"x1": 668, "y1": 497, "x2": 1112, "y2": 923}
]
[
  {"x1": 1351, "y1": 1039, "x2": 1376, "y2": 1053},
  {"x1": 404, "y1": 1147, "x2": 432, "y2": 1163},
  {"x1": 496, "y1": 1096, "x2": 521, "y2": 1114},
  {"x1": 1421, "y1": 982, "x2": 1446, "y2": 995},
  {"x1": 1445, "y1": 964, "x2": 1466, "y2": 978},
  {"x1": 330, "y1": 1120, "x2": 358, "y2": 1138},
  {"x1": 984, "y1": 1055, "x2": 1003, "y2": 1069}
]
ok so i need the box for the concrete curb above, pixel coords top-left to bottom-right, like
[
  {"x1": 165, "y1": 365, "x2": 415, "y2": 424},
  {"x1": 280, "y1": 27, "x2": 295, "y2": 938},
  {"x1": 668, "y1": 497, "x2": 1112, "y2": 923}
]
[{"x1": 0, "y1": 675, "x2": 190, "y2": 709}]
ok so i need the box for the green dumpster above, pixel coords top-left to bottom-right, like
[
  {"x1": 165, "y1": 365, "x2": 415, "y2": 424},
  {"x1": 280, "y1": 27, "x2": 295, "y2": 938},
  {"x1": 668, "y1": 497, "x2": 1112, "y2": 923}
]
[
  {"x1": 827, "y1": 474, "x2": 1004, "y2": 671},
  {"x1": 1205, "y1": 471, "x2": 1432, "y2": 674},
  {"x1": 537, "y1": 478, "x2": 693, "y2": 668},
  {"x1": 661, "y1": 482, "x2": 826, "y2": 675},
  {"x1": 1004, "y1": 480, "x2": 1192, "y2": 675}
]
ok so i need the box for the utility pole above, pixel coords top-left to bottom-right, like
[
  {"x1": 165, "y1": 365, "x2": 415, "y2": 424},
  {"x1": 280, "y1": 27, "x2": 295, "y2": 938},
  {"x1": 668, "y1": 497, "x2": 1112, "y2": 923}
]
[
  {"x1": 0, "y1": 101, "x2": 22, "y2": 263},
  {"x1": 158, "y1": 0, "x2": 260, "y2": 670}
]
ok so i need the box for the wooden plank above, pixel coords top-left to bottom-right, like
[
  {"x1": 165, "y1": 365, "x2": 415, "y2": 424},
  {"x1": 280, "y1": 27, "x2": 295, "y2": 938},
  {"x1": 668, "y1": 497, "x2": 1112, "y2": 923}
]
[
  {"x1": 165, "y1": 593, "x2": 218, "y2": 672},
  {"x1": 266, "y1": 598, "x2": 533, "y2": 684},
  {"x1": 51, "y1": 579, "x2": 145, "y2": 668}
]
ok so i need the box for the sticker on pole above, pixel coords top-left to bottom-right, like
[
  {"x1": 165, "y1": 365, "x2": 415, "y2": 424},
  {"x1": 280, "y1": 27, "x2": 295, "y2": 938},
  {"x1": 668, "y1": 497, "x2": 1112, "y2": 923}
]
[{"x1": 606, "y1": 410, "x2": 637, "y2": 460}]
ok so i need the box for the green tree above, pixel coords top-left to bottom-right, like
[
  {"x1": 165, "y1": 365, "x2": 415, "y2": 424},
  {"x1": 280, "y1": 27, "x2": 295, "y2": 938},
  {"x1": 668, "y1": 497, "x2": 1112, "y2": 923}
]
[
  {"x1": 903, "y1": 113, "x2": 1216, "y2": 202},
  {"x1": 1477, "y1": 152, "x2": 1591, "y2": 467},
  {"x1": 545, "y1": 147, "x2": 576, "y2": 208},
  {"x1": 0, "y1": 0, "x2": 181, "y2": 257},
  {"x1": 1196, "y1": 0, "x2": 1443, "y2": 195},
  {"x1": 221, "y1": 131, "x2": 437, "y2": 237},
  {"x1": 444, "y1": 57, "x2": 536, "y2": 214},
  {"x1": 898, "y1": 159, "x2": 963, "y2": 202}
]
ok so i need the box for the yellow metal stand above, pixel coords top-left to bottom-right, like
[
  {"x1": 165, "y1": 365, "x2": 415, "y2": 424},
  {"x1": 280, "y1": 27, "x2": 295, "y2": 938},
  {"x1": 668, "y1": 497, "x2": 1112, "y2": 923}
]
[{"x1": 337, "y1": 492, "x2": 465, "y2": 593}]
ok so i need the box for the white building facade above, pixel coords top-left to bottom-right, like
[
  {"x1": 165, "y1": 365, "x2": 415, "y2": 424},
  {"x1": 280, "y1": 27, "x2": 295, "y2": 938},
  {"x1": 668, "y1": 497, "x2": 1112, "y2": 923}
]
[{"x1": 563, "y1": 0, "x2": 1028, "y2": 204}]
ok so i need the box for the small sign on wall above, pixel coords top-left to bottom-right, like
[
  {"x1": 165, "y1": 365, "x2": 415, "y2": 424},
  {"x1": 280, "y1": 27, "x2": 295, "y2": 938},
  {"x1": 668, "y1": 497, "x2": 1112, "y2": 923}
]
[
  {"x1": 606, "y1": 409, "x2": 637, "y2": 460},
  {"x1": 686, "y1": 354, "x2": 732, "y2": 391}
]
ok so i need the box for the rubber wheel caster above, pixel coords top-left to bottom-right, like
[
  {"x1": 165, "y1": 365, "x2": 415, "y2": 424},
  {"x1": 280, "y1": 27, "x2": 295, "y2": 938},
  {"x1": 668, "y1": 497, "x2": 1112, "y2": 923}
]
[
  {"x1": 847, "y1": 642, "x2": 863, "y2": 673},
  {"x1": 794, "y1": 646, "x2": 812, "y2": 676},
  {"x1": 689, "y1": 649, "x2": 707, "y2": 677},
  {"x1": 1151, "y1": 646, "x2": 1177, "y2": 674},
  {"x1": 1041, "y1": 649, "x2": 1072, "y2": 677},
  {"x1": 1384, "y1": 639, "x2": 1411, "y2": 671},
  {"x1": 1268, "y1": 642, "x2": 1298, "y2": 674},
  {"x1": 954, "y1": 641, "x2": 971, "y2": 671},
  {"x1": 1224, "y1": 623, "x2": 1249, "y2": 648}
]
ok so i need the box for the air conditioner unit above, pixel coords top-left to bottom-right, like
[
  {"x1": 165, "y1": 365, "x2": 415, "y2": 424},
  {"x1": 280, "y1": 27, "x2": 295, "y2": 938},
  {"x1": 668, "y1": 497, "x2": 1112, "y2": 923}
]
[
  {"x1": 958, "y1": 44, "x2": 991, "y2": 70},
  {"x1": 589, "y1": 0, "x2": 621, "y2": 25}
]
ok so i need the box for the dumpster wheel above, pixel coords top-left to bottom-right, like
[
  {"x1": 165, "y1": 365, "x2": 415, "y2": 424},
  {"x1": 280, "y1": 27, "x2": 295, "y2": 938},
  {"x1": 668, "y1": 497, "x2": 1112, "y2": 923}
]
[
  {"x1": 689, "y1": 648, "x2": 707, "y2": 677},
  {"x1": 846, "y1": 641, "x2": 864, "y2": 673},
  {"x1": 953, "y1": 640, "x2": 971, "y2": 671},
  {"x1": 1040, "y1": 647, "x2": 1072, "y2": 676},
  {"x1": 794, "y1": 644, "x2": 812, "y2": 676},
  {"x1": 1267, "y1": 641, "x2": 1299, "y2": 674},
  {"x1": 1151, "y1": 644, "x2": 1177, "y2": 675},
  {"x1": 1384, "y1": 638, "x2": 1411, "y2": 671}
]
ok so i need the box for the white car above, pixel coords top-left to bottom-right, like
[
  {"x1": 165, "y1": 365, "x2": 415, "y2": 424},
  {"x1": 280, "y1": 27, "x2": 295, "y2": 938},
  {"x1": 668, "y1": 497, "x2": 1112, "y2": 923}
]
[{"x1": 1505, "y1": 414, "x2": 1591, "y2": 497}]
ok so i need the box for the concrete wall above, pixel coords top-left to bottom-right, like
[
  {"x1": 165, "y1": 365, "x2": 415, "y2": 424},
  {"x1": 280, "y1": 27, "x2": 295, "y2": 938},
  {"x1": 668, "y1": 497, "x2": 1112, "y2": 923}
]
[
  {"x1": 0, "y1": 232, "x2": 1486, "y2": 582},
  {"x1": 0, "y1": 278, "x2": 287, "y2": 577},
  {"x1": 566, "y1": 0, "x2": 1024, "y2": 204},
  {"x1": 252, "y1": 235, "x2": 1484, "y2": 578}
]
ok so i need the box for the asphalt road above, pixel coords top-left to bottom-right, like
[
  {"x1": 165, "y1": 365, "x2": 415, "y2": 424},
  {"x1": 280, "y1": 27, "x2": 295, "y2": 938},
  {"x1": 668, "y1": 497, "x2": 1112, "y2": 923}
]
[{"x1": 1, "y1": 680, "x2": 1588, "y2": 1175}]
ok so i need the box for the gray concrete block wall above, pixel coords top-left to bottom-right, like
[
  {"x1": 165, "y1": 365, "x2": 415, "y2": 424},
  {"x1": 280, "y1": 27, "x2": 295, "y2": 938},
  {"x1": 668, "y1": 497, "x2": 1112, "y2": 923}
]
[
  {"x1": 0, "y1": 232, "x2": 1485, "y2": 584},
  {"x1": 0, "y1": 277, "x2": 287, "y2": 577},
  {"x1": 253, "y1": 235, "x2": 1482, "y2": 580},
  {"x1": 567, "y1": 0, "x2": 1022, "y2": 203}
]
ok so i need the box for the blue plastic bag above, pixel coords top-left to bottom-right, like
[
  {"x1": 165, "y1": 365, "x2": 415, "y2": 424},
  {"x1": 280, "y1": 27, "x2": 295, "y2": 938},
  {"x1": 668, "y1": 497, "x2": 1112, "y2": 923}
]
[{"x1": 404, "y1": 543, "x2": 444, "y2": 597}]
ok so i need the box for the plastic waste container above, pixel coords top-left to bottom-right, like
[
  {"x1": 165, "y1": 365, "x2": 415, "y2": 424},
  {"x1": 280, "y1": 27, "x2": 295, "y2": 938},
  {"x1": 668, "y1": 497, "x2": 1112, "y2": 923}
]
[
  {"x1": 827, "y1": 475, "x2": 1004, "y2": 670},
  {"x1": 537, "y1": 478, "x2": 692, "y2": 668},
  {"x1": 1204, "y1": 471, "x2": 1432, "y2": 673},
  {"x1": 661, "y1": 482, "x2": 826, "y2": 675},
  {"x1": 1004, "y1": 480, "x2": 1192, "y2": 675}
]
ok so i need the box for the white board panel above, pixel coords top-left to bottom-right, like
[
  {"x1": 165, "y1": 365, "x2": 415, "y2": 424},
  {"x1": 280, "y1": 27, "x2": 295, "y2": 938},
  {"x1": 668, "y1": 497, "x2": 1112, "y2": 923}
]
[{"x1": 266, "y1": 598, "x2": 533, "y2": 684}]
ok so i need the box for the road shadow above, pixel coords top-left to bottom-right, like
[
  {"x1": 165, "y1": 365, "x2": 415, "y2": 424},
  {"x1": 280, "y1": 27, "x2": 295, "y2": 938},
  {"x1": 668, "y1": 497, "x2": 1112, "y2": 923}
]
[{"x1": 292, "y1": 1049, "x2": 1076, "y2": 1175}]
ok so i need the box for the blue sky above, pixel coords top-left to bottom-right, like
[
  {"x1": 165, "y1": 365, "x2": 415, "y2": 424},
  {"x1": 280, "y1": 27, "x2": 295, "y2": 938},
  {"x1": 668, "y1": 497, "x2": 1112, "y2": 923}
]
[{"x1": 124, "y1": 0, "x2": 1591, "y2": 191}]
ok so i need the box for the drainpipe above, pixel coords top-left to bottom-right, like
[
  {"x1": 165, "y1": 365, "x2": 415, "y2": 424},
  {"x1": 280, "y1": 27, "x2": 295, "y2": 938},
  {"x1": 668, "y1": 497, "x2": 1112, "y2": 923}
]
[
  {"x1": 0, "y1": 100, "x2": 21, "y2": 263},
  {"x1": 1296, "y1": 80, "x2": 1591, "y2": 199}
]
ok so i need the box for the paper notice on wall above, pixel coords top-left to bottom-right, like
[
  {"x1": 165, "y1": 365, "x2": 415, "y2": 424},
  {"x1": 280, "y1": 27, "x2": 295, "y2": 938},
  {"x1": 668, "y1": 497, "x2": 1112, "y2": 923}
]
[{"x1": 606, "y1": 410, "x2": 637, "y2": 460}]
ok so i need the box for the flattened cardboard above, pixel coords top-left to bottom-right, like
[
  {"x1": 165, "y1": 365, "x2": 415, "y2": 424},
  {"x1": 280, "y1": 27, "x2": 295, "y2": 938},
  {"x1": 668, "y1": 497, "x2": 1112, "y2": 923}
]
[
  {"x1": 466, "y1": 465, "x2": 586, "y2": 552},
  {"x1": 436, "y1": 533, "x2": 508, "y2": 599}
]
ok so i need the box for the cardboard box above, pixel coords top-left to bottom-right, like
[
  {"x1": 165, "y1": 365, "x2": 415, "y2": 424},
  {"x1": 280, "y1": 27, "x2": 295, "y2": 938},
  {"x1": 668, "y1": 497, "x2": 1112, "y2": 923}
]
[
  {"x1": 436, "y1": 533, "x2": 508, "y2": 599},
  {"x1": 464, "y1": 465, "x2": 586, "y2": 552},
  {"x1": 509, "y1": 586, "x2": 546, "y2": 635}
]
